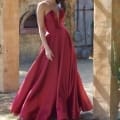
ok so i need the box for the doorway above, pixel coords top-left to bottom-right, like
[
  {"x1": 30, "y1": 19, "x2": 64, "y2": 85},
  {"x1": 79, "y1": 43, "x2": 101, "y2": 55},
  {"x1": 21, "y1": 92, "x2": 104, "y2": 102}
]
[{"x1": 74, "y1": 0, "x2": 94, "y2": 103}]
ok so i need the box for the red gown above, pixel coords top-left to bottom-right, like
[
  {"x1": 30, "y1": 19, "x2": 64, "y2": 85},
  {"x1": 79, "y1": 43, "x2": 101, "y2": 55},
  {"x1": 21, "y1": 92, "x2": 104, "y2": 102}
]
[{"x1": 10, "y1": 8, "x2": 92, "y2": 120}]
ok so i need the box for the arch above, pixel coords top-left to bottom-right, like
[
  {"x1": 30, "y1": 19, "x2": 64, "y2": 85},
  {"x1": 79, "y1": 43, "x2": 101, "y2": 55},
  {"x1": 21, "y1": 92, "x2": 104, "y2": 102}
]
[{"x1": 20, "y1": 10, "x2": 38, "y2": 34}]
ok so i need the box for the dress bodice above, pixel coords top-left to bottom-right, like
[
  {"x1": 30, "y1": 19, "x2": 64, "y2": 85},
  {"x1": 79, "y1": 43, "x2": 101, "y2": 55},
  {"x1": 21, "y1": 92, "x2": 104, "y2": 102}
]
[{"x1": 44, "y1": 8, "x2": 65, "y2": 34}]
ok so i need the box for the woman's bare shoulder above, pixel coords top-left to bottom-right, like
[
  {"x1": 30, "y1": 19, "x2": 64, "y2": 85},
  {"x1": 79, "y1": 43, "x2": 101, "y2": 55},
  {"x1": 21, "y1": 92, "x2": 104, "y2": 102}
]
[{"x1": 37, "y1": 1, "x2": 49, "y2": 11}]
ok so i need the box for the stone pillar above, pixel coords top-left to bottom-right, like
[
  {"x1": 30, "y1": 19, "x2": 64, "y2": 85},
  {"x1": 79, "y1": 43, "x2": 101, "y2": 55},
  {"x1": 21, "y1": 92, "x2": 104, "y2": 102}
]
[
  {"x1": 94, "y1": 0, "x2": 119, "y2": 120},
  {"x1": 0, "y1": 0, "x2": 4, "y2": 92},
  {"x1": 0, "y1": 0, "x2": 19, "y2": 92}
]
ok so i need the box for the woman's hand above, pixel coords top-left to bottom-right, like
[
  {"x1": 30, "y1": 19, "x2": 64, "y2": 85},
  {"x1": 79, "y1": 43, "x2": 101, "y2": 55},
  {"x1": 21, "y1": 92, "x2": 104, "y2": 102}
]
[{"x1": 45, "y1": 46, "x2": 54, "y2": 61}]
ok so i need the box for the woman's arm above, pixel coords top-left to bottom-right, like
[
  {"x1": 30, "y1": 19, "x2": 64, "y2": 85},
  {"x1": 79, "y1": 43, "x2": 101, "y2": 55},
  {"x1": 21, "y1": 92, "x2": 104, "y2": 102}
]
[{"x1": 36, "y1": 2, "x2": 54, "y2": 61}]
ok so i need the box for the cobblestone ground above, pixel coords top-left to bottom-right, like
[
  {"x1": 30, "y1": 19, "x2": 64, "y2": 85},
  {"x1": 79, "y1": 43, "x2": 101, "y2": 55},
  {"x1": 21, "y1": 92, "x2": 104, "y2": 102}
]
[{"x1": 0, "y1": 59, "x2": 96, "y2": 120}]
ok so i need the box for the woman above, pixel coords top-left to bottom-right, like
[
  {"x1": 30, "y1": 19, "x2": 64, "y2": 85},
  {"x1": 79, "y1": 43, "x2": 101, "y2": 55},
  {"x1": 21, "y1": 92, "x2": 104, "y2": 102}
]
[{"x1": 10, "y1": 0, "x2": 92, "y2": 119}]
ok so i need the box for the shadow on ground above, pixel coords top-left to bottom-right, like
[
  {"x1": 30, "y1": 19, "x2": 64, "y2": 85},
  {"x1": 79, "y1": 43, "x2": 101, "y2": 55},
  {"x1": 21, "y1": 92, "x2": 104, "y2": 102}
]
[{"x1": 0, "y1": 93, "x2": 18, "y2": 120}]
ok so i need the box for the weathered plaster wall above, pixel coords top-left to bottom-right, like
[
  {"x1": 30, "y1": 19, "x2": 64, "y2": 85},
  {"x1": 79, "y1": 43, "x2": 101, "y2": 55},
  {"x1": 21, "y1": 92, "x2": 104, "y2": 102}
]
[
  {"x1": 94, "y1": 0, "x2": 112, "y2": 119},
  {"x1": 20, "y1": 0, "x2": 41, "y2": 64}
]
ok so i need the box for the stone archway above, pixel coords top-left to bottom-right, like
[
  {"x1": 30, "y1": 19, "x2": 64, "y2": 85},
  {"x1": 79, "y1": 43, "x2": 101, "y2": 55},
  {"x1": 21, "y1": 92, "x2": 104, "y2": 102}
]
[{"x1": 20, "y1": 11, "x2": 38, "y2": 34}]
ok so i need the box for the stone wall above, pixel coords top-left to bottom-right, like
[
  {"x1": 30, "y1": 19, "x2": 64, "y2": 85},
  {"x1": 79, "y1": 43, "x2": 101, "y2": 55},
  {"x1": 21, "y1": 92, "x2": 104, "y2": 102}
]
[
  {"x1": 20, "y1": 35, "x2": 41, "y2": 64},
  {"x1": 20, "y1": 0, "x2": 41, "y2": 64}
]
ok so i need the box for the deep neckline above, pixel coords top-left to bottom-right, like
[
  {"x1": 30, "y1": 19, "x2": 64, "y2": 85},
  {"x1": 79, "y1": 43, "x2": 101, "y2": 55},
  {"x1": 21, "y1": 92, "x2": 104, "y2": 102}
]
[{"x1": 45, "y1": 9, "x2": 60, "y2": 22}]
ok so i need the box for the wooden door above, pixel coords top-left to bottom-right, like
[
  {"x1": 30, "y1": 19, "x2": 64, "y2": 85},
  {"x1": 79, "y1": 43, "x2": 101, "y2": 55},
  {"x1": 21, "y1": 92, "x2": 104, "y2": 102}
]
[{"x1": 74, "y1": 0, "x2": 93, "y2": 58}]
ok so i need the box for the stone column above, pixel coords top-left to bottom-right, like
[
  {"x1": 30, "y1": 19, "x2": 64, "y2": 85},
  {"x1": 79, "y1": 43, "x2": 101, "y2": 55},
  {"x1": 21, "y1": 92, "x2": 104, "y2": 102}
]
[
  {"x1": 94, "y1": 0, "x2": 119, "y2": 120},
  {"x1": 0, "y1": 0, "x2": 4, "y2": 92},
  {"x1": 0, "y1": 0, "x2": 19, "y2": 92},
  {"x1": 111, "y1": 0, "x2": 120, "y2": 120}
]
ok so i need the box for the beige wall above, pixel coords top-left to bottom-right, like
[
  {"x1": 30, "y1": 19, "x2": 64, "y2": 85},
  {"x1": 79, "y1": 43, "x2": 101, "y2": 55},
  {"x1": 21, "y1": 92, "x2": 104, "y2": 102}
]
[
  {"x1": 20, "y1": 0, "x2": 41, "y2": 16},
  {"x1": 94, "y1": 0, "x2": 112, "y2": 119},
  {"x1": 20, "y1": 0, "x2": 41, "y2": 64},
  {"x1": 20, "y1": 35, "x2": 41, "y2": 64}
]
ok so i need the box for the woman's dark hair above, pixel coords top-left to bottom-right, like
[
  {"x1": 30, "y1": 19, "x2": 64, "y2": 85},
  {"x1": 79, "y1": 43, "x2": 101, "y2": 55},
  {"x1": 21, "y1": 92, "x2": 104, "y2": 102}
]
[{"x1": 56, "y1": 0, "x2": 66, "y2": 11}]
